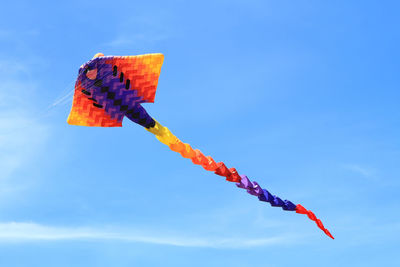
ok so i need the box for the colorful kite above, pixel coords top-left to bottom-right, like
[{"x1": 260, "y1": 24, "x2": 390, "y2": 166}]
[{"x1": 67, "y1": 53, "x2": 334, "y2": 239}]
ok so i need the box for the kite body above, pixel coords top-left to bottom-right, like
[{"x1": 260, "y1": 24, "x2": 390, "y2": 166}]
[
  {"x1": 67, "y1": 53, "x2": 162, "y2": 128},
  {"x1": 68, "y1": 53, "x2": 334, "y2": 239}
]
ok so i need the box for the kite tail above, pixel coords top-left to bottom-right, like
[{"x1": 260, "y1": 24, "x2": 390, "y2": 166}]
[{"x1": 146, "y1": 120, "x2": 334, "y2": 239}]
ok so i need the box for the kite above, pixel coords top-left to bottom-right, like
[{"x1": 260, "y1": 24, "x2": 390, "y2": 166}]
[{"x1": 67, "y1": 53, "x2": 334, "y2": 239}]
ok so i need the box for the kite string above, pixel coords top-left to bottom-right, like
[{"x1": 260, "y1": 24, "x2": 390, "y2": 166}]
[
  {"x1": 146, "y1": 120, "x2": 334, "y2": 239},
  {"x1": 0, "y1": 80, "x2": 76, "y2": 135},
  {"x1": 44, "y1": 79, "x2": 76, "y2": 111},
  {"x1": 29, "y1": 79, "x2": 76, "y2": 122}
]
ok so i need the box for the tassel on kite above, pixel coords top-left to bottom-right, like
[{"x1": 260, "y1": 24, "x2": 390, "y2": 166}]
[{"x1": 67, "y1": 53, "x2": 334, "y2": 239}]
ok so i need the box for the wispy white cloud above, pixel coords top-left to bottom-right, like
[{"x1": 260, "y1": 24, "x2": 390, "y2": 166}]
[
  {"x1": 104, "y1": 33, "x2": 169, "y2": 48},
  {"x1": 103, "y1": 12, "x2": 172, "y2": 48},
  {"x1": 0, "y1": 116, "x2": 47, "y2": 177},
  {"x1": 344, "y1": 164, "x2": 375, "y2": 178},
  {"x1": 0, "y1": 59, "x2": 49, "y2": 198},
  {"x1": 0, "y1": 222, "x2": 296, "y2": 248}
]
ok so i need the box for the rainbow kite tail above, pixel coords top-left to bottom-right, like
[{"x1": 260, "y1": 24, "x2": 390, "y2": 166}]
[{"x1": 146, "y1": 120, "x2": 334, "y2": 239}]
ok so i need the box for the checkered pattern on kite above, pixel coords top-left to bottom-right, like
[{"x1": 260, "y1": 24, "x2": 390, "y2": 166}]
[
  {"x1": 104, "y1": 54, "x2": 164, "y2": 103},
  {"x1": 67, "y1": 81, "x2": 122, "y2": 127}
]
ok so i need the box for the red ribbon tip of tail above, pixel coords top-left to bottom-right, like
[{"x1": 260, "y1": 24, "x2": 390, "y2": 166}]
[{"x1": 295, "y1": 204, "x2": 334, "y2": 239}]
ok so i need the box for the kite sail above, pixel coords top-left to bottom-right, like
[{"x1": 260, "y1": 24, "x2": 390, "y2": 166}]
[{"x1": 67, "y1": 53, "x2": 334, "y2": 239}]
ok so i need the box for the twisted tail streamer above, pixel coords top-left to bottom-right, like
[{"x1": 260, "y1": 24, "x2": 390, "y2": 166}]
[{"x1": 67, "y1": 52, "x2": 334, "y2": 239}]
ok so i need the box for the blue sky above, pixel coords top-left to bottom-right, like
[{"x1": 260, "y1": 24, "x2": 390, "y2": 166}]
[{"x1": 0, "y1": 0, "x2": 399, "y2": 266}]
